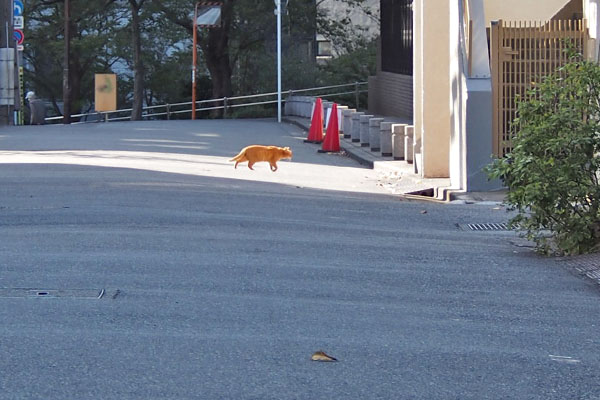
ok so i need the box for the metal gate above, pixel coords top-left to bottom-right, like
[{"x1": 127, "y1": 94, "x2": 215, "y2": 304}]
[{"x1": 490, "y1": 19, "x2": 588, "y2": 157}]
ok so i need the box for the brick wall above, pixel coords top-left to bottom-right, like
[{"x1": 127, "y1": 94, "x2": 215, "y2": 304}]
[{"x1": 368, "y1": 72, "x2": 413, "y2": 119}]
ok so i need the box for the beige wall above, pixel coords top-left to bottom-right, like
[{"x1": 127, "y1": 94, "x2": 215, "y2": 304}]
[
  {"x1": 484, "y1": 0, "x2": 574, "y2": 25},
  {"x1": 414, "y1": 0, "x2": 451, "y2": 178}
]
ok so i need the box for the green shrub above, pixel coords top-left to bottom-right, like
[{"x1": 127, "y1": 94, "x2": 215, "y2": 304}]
[{"x1": 486, "y1": 50, "x2": 600, "y2": 255}]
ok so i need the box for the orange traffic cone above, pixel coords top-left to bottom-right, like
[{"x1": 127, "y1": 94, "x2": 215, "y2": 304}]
[
  {"x1": 304, "y1": 97, "x2": 323, "y2": 143},
  {"x1": 318, "y1": 103, "x2": 341, "y2": 153}
]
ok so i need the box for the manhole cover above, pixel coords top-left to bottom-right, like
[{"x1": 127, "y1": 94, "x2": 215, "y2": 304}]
[{"x1": 0, "y1": 288, "x2": 105, "y2": 299}]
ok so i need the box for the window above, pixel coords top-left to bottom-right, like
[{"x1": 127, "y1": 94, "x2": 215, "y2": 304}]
[
  {"x1": 317, "y1": 39, "x2": 333, "y2": 57},
  {"x1": 381, "y1": 0, "x2": 413, "y2": 75}
]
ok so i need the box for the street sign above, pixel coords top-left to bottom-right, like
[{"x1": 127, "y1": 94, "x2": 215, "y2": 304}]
[
  {"x1": 14, "y1": 0, "x2": 24, "y2": 17},
  {"x1": 13, "y1": 29, "x2": 24, "y2": 45},
  {"x1": 195, "y1": 3, "x2": 221, "y2": 27},
  {"x1": 14, "y1": 16, "x2": 24, "y2": 29},
  {"x1": 95, "y1": 74, "x2": 117, "y2": 112}
]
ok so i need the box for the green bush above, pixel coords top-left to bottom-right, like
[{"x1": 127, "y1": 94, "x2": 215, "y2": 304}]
[{"x1": 486, "y1": 50, "x2": 600, "y2": 255}]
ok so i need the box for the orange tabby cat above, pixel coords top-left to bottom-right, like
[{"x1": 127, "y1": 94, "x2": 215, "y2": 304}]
[{"x1": 229, "y1": 145, "x2": 292, "y2": 171}]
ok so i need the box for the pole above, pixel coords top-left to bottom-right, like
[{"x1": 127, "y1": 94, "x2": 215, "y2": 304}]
[
  {"x1": 4, "y1": 22, "x2": 8, "y2": 125},
  {"x1": 192, "y1": 3, "x2": 198, "y2": 120},
  {"x1": 63, "y1": 0, "x2": 71, "y2": 124},
  {"x1": 276, "y1": 0, "x2": 282, "y2": 123}
]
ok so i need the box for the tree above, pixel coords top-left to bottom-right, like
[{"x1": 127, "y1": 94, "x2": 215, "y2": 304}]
[
  {"x1": 25, "y1": 0, "x2": 120, "y2": 117},
  {"x1": 128, "y1": 0, "x2": 146, "y2": 120},
  {"x1": 486, "y1": 50, "x2": 600, "y2": 255},
  {"x1": 316, "y1": 0, "x2": 379, "y2": 55},
  {"x1": 151, "y1": 0, "x2": 234, "y2": 116},
  {"x1": 24, "y1": 0, "x2": 375, "y2": 119},
  {"x1": 153, "y1": 0, "x2": 318, "y2": 115}
]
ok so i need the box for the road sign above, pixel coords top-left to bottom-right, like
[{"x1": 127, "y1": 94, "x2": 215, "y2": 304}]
[
  {"x1": 195, "y1": 3, "x2": 221, "y2": 27},
  {"x1": 95, "y1": 74, "x2": 117, "y2": 112},
  {"x1": 14, "y1": 0, "x2": 24, "y2": 17},
  {"x1": 14, "y1": 16, "x2": 24, "y2": 29},
  {"x1": 13, "y1": 29, "x2": 24, "y2": 45}
]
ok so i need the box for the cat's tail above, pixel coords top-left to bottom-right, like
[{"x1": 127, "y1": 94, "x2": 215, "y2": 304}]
[{"x1": 229, "y1": 151, "x2": 245, "y2": 162}]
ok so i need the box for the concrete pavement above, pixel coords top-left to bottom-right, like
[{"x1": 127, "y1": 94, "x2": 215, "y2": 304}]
[
  {"x1": 0, "y1": 119, "x2": 599, "y2": 399},
  {"x1": 283, "y1": 115, "x2": 600, "y2": 287},
  {"x1": 284, "y1": 115, "x2": 508, "y2": 204}
]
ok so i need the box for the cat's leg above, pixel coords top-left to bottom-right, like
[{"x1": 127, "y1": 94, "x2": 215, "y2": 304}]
[
  {"x1": 270, "y1": 162, "x2": 278, "y2": 171},
  {"x1": 248, "y1": 161, "x2": 255, "y2": 170}
]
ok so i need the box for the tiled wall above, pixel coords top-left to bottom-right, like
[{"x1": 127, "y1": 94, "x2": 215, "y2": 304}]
[{"x1": 368, "y1": 72, "x2": 413, "y2": 119}]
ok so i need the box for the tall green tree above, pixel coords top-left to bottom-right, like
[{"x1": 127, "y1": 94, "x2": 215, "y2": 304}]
[
  {"x1": 24, "y1": 0, "x2": 120, "y2": 116},
  {"x1": 153, "y1": 0, "x2": 318, "y2": 115},
  {"x1": 128, "y1": 0, "x2": 146, "y2": 120},
  {"x1": 24, "y1": 0, "x2": 375, "y2": 118}
]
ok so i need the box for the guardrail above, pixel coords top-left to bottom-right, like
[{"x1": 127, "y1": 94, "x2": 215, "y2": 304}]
[{"x1": 44, "y1": 82, "x2": 368, "y2": 124}]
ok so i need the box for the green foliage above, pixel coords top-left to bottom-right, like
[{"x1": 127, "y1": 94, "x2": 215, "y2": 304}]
[
  {"x1": 24, "y1": 0, "x2": 376, "y2": 115},
  {"x1": 24, "y1": 0, "x2": 122, "y2": 114},
  {"x1": 486, "y1": 50, "x2": 600, "y2": 255}
]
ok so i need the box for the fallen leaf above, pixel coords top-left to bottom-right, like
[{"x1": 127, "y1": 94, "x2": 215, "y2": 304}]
[{"x1": 311, "y1": 350, "x2": 338, "y2": 362}]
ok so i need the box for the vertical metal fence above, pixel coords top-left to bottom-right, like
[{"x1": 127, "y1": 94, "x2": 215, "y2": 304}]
[{"x1": 490, "y1": 19, "x2": 588, "y2": 157}]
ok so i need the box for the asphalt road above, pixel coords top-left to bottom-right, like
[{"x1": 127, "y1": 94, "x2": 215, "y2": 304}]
[{"x1": 0, "y1": 120, "x2": 599, "y2": 399}]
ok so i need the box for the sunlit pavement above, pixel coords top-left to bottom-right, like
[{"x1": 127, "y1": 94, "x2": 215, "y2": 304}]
[{"x1": 0, "y1": 119, "x2": 599, "y2": 399}]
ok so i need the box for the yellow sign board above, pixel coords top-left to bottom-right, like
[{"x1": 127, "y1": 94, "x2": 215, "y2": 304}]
[{"x1": 94, "y1": 74, "x2": 117, "y2": 112}]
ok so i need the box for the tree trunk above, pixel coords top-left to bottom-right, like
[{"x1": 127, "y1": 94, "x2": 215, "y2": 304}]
[
  {"x1": 130, "y1": 0, "x2": 145, "y2": 120},
  {"x1": 156, "y1": 0, "x2": 234, "y2": 118},
  {"x1": 201, "y1": 0, "x2": 234, "y2": 118}
]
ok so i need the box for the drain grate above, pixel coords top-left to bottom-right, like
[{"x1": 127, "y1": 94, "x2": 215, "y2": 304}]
[
  {"x1": 0, "y1": 288, "x2": 105, "y2": 299},
  {"x1": 464, "y1": 223, "x2": 509, "y2": 231}
]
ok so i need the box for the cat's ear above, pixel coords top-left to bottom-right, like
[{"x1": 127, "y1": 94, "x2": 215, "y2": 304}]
[{"x1": 285, "y1": 147, "x2": 290, "y2": 150}]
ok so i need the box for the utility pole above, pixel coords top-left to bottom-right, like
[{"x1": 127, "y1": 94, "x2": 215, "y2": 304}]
[
  {"x1": 275, "y1": 0, "x2": 281, "y2": 123},
  {"x1": 0, "y1": 0, "x2": 15, "y2": 126},
  {"x1": 275, "y1": 0, "x2": 285, "y2": 123},
  {"x1": 63, "y1": 0, "x2": 71, "y2": 124}
]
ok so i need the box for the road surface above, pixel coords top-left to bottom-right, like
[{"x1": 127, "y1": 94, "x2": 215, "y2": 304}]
[{"x1": 0, "y1": 120, "x2": 598, "y2": 399}]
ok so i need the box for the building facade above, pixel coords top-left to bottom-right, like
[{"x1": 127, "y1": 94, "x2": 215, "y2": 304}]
[{"x1": 368, "y1": 0, "x2": 600, "y2": 192}]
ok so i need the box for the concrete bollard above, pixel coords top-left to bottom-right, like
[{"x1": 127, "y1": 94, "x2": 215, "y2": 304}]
[
  {"x1": 284, "y1": 98, "x2": 291, "y2": 116},
  {"x1": 336, "y1": 105, "x2": 348, "y2": 136},
  {"x1": 391, "y1": 124, "x2": 407, "y2": 160},
  {"x1": 413, "y1": 137, "x2": 422, "y2": 174},
  {"x1": 299, "y1": 97, "x2": 309, "y2": 117},
  {"x1": 359, "y1": 114, "x2": 374, "y2": 147},
  {"x1": 342, "y1": 109, "x2": 355, "y2": 138},
  {"x1": 379, "y1": 122, "x2": 393, "y2": 157},
  {"x1": 404, "y1": 125, "x2": 414, "y2": 164},
  {"x1": 369, "y1": 118, "x2": 384, "y2": 152},
  {"x1": 351, "y1": 112, "x2": 365, "y2": 142},
  {"x1": 322, "y1": 101, "x2": 332, "y2": 128}
]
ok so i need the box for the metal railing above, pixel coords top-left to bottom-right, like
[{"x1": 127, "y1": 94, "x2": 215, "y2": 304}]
[{"x1": 44, "y1": 81, "x2": 368, "y2": 124}]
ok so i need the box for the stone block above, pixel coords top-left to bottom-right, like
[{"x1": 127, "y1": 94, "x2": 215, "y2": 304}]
[
  {"x1": 379, "y1": 122, "x2": 393, "y2": 157},
  {"x1": 359, "y1": 114, "x2": 374, "y2": 147},
  {"x1": 404, "y1": 126, "x2": 414, "y2": 163},
  {"x1": 391, "y1": 124, "x2": 407, "y2": 160},
  {"x1": 351, "y1": 112, "x2": 365, "y2": 142},
  {"x1": 342, "y1": 108, "x2": 355, "y2": 138},
  {"x1": 369, "y1": 118, "x2": 384, "y2": 152}
]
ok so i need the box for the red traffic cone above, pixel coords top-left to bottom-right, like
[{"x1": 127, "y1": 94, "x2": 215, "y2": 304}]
[
  {"x1": 304, "y1": 97, "x2": 323, "y2": 143},
  {"x1": 319, "y1": 103, "x2": 341, "y2": 153}
]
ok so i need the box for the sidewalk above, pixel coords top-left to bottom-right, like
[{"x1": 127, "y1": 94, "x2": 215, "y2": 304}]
[{"x1": 283, "y1": 115, "x2": 507, "y2": 204}]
